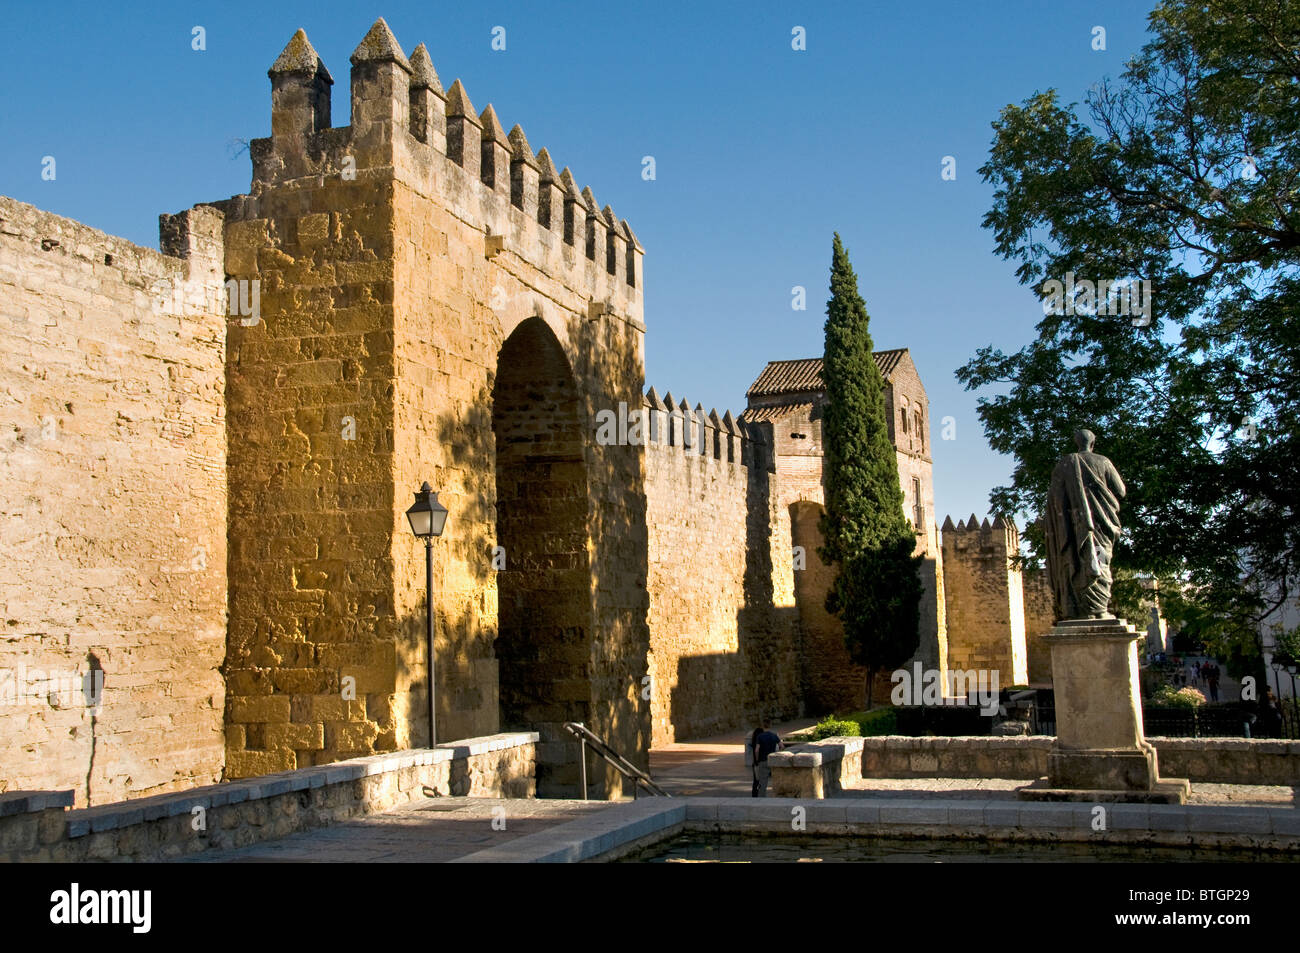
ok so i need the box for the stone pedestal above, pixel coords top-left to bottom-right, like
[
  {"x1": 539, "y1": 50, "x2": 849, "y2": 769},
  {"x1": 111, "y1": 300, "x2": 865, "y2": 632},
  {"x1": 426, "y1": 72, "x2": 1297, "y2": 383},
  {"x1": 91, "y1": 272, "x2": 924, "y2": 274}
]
[{"x1": 1018, "y1": 618, "x2": 1189, "y2": 804}]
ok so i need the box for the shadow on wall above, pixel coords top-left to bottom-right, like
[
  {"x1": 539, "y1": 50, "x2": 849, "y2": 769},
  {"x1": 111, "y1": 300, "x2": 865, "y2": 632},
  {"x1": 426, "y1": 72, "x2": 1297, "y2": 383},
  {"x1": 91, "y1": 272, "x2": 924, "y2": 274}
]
[
  {"x1": 564, "y1": 314, "x2": 652, "y2": 797},
  {"x1": 789, "y1": 500, "x2": 867, "y2": 713},
  {"x1": 403, "y1": 393, "x2": 501, "y2": 748},
  {"x1": 740, "y1": 422, "x2": 803, "y2": 728},
  {"x1": 669, "y1": 653, "x2": 747, "y2": 741}
]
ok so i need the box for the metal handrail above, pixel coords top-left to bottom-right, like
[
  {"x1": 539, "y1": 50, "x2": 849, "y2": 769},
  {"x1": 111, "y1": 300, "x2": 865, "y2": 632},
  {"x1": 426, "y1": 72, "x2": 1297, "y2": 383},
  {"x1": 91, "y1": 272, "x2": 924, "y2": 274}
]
[{"x1": 563, "y1": 721, "x2": 671, "y2": 799}]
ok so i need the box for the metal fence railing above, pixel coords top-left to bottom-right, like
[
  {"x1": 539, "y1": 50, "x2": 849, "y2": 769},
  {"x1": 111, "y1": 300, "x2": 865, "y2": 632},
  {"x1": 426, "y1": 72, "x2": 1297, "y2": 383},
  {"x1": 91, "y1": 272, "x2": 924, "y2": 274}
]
[{"x1": 1021, "y1": 691, "x2": 1292, "y2": 739}]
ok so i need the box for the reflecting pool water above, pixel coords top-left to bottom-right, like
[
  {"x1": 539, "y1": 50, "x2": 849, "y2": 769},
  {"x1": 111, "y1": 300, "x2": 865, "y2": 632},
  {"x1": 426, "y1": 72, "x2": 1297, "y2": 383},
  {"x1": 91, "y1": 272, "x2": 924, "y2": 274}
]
[{"x1": 623, "y1": 833, "x2": 1292, "y2": 863}]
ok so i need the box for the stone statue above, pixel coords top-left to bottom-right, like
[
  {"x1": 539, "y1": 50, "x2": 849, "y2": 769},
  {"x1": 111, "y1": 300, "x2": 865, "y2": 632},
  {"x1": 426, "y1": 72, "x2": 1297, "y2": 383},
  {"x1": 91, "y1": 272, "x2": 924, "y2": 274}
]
[{"x1": 1044, "y1": 429, "x2": 1126, "y2": 620}]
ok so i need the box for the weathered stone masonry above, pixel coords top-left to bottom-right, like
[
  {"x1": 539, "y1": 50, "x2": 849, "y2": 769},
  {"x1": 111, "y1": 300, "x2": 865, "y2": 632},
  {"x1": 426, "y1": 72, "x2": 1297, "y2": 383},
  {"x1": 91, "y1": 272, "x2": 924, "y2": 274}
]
[
  {"x1": 1, "y1": 18, "x2": 1056, "y2": 806},
  {"x1": 643, "y1": 393, "x2": 801, "y2": 746},
  {"x1": 738, "y1": 353, "x2": 949, "y2": 712},
  {"x1": 209, "y1": 22, "x2": 650, "y2": 796},
  {"x1": 940, "y1": 516, "x2": 1029, "y2": 686},
  {"x1": 0, "y1": 197, "x2": 228, "y2": 806}
]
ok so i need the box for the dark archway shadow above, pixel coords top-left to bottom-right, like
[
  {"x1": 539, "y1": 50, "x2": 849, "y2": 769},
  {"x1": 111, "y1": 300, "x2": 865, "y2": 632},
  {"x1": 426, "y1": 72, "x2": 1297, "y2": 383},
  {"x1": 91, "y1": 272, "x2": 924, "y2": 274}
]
[
  {"x1": 737, "y1": 423, "x2": 803, "y2": 730},
  {"x1": 491, "y1": 316, "x2": 593, "y2": 798}
]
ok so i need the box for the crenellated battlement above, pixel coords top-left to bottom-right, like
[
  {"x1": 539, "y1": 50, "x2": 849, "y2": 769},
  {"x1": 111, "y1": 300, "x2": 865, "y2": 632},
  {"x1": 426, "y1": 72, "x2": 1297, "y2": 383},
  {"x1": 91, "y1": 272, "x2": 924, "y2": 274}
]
[
  {"x1": 940, "y1": 513, "x2": 1030, "y2": 684},
  {"x1": 941, "y1": 513, "x2": 1019, "y2": 553},
  {"x1": 245, "y1": 18, "x2": 643, "y2": 331},
  {"x1": 642, "y1": 386, "x2": 770, "y2": 470}
]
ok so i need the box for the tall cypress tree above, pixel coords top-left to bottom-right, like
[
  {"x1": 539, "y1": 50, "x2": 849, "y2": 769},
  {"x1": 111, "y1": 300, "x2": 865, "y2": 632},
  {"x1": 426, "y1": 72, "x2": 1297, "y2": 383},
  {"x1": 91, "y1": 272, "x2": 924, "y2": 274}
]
[{"x1": 818, "y1": 233, "x2": 923, "y2": 708}]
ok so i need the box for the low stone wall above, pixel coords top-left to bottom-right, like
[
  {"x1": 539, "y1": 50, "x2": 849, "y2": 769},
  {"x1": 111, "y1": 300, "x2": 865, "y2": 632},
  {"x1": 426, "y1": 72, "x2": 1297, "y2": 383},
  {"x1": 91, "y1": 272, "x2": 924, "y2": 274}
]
[
  {"x1": 1151, "y1": 739, "x2": 1300, "y2": 787},
  {"x1": 769, "y1": 737, "x2": 864, "y2": 798},
  {"x1": 0, "y1": 733, "x2": 536, "y2": 862},
  {"x1": 766, "y1": 736, "x2": 1300, "y2": 796},
  {"x1": 861, "y1": 736, "x2": 1051, "y2": 780},
  {"x1": 857, "y1": 736, "x2": 1300, "y2": 786}
]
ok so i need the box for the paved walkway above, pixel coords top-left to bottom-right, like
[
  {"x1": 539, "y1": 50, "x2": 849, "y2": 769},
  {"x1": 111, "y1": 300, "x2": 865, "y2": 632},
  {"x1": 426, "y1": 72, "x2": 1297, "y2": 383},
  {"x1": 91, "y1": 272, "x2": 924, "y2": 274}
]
[
  {"x1": 1161, "y1": 654, "x2": 1243, "y2": 702},
  {"x1": 648, "y1": 718, "x2": 818, "y2": 796},
  {"x1": 180, "y1": 716, "x2": 1295, "y2": 862},
  {"x1": 184, "y1": 797, "x2": 611, "y2": 863},
  {"x1": 187, "y1": 718, "x2": 814, "y2": 862}
]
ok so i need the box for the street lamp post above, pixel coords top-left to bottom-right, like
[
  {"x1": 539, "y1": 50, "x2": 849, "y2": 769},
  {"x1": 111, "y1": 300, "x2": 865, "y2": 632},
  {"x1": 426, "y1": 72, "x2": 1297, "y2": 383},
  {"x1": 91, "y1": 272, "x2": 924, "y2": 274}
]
[
  {"x1": 1287, "y1": 665, "x2": 1298, "y2": 722},
  {"x1": 405, "y1": 482, "x2": 449, "y2": 748}
]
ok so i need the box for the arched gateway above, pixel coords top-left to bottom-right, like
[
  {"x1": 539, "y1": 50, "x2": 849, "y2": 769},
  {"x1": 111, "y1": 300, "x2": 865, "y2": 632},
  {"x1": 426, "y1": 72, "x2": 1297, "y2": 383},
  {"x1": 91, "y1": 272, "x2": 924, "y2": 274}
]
[{"x1": 219, "y1": 19, "x2": 651, "y2": 789}]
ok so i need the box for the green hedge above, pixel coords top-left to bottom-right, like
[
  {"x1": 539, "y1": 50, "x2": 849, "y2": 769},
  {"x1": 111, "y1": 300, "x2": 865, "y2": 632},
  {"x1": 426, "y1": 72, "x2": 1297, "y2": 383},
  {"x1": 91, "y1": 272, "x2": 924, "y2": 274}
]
[
  {"x1": 856, "y1": 708, "x2": 897, "y2": 736},
  {"x1": 810, "y1": 709, "x2": 898, "y2": 739},
  {"x1": 812, "y1": 717, "x2": 861, "y2": 739}
]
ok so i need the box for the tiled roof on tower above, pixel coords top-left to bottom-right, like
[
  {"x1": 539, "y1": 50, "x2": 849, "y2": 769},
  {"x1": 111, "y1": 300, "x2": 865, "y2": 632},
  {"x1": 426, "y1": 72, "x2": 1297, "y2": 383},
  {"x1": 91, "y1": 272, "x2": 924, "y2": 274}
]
[{"x1": 745, "y1": 349, "x2": 909, "y2": 399}]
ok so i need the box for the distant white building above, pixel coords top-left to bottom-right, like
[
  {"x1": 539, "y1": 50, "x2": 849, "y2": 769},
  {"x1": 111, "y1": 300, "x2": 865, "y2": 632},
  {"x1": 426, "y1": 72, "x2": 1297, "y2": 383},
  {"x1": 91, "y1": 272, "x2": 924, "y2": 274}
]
[{"x1": 1259, "y1": 591, "x2": 1300, "y2": 701}]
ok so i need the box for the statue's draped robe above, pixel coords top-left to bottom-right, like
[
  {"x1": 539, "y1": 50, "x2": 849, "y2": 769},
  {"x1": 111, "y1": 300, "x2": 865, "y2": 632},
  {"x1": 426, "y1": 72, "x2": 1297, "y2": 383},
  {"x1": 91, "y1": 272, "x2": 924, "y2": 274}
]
[{"x1": 1044, "y1": 451, "x2": 1126, "y2": 619}]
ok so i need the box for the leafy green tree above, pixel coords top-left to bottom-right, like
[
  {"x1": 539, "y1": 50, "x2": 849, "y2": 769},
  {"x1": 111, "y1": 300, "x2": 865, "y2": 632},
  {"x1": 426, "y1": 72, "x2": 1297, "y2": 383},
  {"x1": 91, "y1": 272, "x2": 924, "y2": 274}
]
[
  {"x1": 961, "y1": 0, "x2": 1300, "y2": 662},
  {"x1": 1271, "y1": 626, "x2": 1300, "y2": 668},
  {"x1": 819, "y1": 234, "x2": 923, "y2": 708}
]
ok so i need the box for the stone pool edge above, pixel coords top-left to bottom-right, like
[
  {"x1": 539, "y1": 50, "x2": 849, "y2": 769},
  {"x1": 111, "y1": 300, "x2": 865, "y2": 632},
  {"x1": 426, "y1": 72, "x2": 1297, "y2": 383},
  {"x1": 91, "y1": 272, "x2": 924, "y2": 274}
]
[{"x1": 451, "y1": 797, "x2": 1300, "y2": 862}]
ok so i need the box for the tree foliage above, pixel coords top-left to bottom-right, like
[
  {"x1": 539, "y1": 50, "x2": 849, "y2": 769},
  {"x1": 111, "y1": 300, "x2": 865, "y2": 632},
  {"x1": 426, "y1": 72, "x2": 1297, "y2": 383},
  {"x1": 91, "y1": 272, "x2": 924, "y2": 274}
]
[
  {"x1": 819, "y1": 234, "x2": 923, "y2": 706},
  {"x1": 961, "y1": 0, "x2": 1300, "y2": 658}
]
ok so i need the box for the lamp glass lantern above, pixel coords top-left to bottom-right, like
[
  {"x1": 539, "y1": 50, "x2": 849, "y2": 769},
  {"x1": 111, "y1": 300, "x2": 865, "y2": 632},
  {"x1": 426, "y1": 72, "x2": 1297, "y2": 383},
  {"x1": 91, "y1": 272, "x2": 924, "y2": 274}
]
[{"x1": 406, "y1": 482, "x2": 449, "y2": 539}]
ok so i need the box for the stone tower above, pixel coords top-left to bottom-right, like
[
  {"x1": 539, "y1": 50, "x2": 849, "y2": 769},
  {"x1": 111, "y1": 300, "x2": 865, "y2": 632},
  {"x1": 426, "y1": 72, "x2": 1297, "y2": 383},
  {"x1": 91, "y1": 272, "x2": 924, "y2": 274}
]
[
  {"x1": 212, "y1": 21, "x2": 650, "y2": 796},
  {"x1": 940, "y1": 515, "x2": 1029, "y2": 687},
  {"x1": 741, "y1": 350, "x2": 948, "y2": 710}
]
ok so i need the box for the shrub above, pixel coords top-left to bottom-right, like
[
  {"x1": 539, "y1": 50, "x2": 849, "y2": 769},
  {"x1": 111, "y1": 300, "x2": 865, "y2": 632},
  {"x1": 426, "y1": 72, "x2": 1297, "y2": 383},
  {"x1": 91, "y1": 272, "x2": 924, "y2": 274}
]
[
  {"x1": 812, "y1": 716, "x2": 862, "y2": 739},
  {"x1": 809, "y1": 709, "x2": 898, "y2": 739},
  {"x1": 855, "y1": 708, "x2": 897, "y2": 736},
  {"x1": 1151, "y1": 684, "x2": 1206, "y2": 709}
]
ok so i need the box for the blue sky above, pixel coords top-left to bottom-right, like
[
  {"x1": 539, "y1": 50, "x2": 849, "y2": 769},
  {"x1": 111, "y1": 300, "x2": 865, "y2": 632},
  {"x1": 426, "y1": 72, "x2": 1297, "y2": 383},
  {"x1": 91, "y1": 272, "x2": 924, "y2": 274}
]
[{"x1": 0, "y1": 0, "x2": 1155, "y2": 523}]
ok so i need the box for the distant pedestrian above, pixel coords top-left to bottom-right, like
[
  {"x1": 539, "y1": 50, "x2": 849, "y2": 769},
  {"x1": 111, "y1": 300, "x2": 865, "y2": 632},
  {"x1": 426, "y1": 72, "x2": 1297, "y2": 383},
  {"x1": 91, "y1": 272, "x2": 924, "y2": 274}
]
[
  {"x1": 1260, "y1": 690, "x2": 1284, "y2": 738},
  {"x1": 1207, "y1": 665, "x2": 1220, "y2": 703},
  {"x1": 750, "y1": 721, "x2": 783, "y2": 797}
]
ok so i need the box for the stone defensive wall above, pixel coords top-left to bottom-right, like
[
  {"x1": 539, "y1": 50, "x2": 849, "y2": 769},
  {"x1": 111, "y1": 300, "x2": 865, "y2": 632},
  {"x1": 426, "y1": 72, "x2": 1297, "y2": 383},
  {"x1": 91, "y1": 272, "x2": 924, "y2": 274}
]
[
  {"x1": 0, "y1": 732, "x2": 536, "y2": 862},
  {"x1": 0, "y1": 196, "x2": 228, "y2": 806},
  {"x1": 642, "y1": 388, "x2": 802, "y2": 745}
]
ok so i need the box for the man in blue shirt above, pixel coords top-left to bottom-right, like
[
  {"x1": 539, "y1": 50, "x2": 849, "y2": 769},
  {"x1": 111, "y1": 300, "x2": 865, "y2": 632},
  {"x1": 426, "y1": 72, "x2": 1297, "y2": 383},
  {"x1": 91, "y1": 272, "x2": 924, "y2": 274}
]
[{"x1": 750, "y1": 721, "x2": 783, "y2": 797}]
